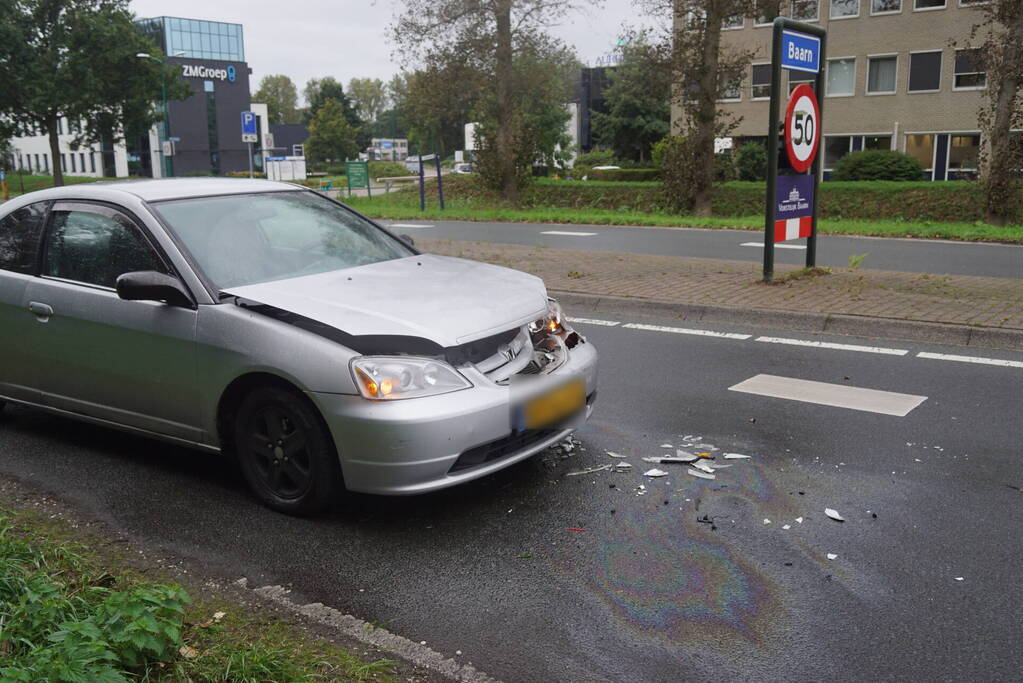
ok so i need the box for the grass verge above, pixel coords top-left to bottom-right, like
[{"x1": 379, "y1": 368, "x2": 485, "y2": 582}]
[
  {"x1": 0, "y1": 505, "x2": 396, "y2": 682},
  {"x1": 346, "y1": 195, "x2": 1023, "y2": 243}
]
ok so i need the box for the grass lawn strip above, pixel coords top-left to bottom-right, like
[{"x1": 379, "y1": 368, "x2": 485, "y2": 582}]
[{"x1": 0, "y1": 489, "x2": 403, "y2": 682}]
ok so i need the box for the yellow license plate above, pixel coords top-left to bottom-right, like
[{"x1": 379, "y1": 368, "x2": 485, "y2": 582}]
[{"x1": 518, "y1": 379, "x2": 585, "y2": 430}]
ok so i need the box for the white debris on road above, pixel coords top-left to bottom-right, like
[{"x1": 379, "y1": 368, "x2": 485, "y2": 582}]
[
  {"x1": 686, "y1": 468, "x2": 716, "y2": 480},
  {"x1": 724, "y1": 453, "x2": 753, "y2": 459},
  {"x1": 565, "y1": 464, "x2": 612, "y2": 477},
  {"x1": 827, "y1": 553, "x2": 838, "y2": 560},
  {"x1": 643, "y1": 468, "x2": 669, "y2": 477},
  {"x1": 605, "y1": 451, "x2": 628, "y2": 458},
  {"x1": 825, "y1": 508, "x2": 846, "y2": 522}
]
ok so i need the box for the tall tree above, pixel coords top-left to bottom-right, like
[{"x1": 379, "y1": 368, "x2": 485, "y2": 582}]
[
  {"x1": 347, "y1": 77, "x2": 388, "y2": 124},
  {"x1": 393, "y1": 0, "x2": 583, "y2": 203},
  {"x1": 0, "y1": 0, "x2": 182, "y2": 185},
  {"x1": 643, "y1": 0, "x2": 754, "y2": 215},
  {"x1": 965, "y1": 0, "x2": 1023, "y2": 225},
  {"x1": 590, "y1": 34, "x2": 671, "y2": 163},
  {"x1": 305, "y1": 98, "x2": 360, "y2": 163},
  {"x1": 253, "y1": 74, "x2": 300, "y2": 124},
  {"x1": 402, "y1": 61, "x2": 486, "y2": 158}
]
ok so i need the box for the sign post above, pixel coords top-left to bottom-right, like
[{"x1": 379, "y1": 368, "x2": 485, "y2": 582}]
[
  {"x1": 763, "y1": 18, "x2": 826, "y2": 283},
  {"x1": 241, "y1": 110, "x2": 258, "y2": 178}
]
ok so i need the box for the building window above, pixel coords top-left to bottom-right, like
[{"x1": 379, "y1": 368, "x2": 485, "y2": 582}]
[
  {"x1": 89, "y1": 153, "x2": 95, "y2": 173},
  {"x1": 79, "y1": 153, "x2": 86, "y2": 172},
  {"x1": 34, "y1": 154, "x2": 40, "y2": 171},
  {"x1": 830, "y1": 0, "x2": 859, "y2": 18},
  {"x1": 864, "y1": 135, "x2": 892, "y2": 150},
  {"x1": 953, "y1": 49, "x2": 986, "y2": 89},
  {"x1": 60, "y1": 154, "x2": 66, "y2": 172},
  {"x1": 827, "y1": 58, "x2": 856, "y2": 96},
  {"x1": 824, "y1": 136, "x2": 853, "y2": 169},
  {"x1": 723, "y1": 14, "x2": 744, "y2": 29},
  {"x1": 204, "y1": 79, "x2": 215, "y2": 93},
  {"x1": 867, "y1": 55, "x2": 898, "y2": 94},
  {"x1": 905, "y1": 134, "x2": 935, "y2": 170},
  {"x1": 788, "y1": 70, "x2": 814, "y2": 94},
  {"x1": 719, "y1": 73, "x2": 742, "y2": 101},
  {"x1": 914, "y1": 0, "x2": 945, "y2": 8},
  {"x1": 908, "y1": 51, "x2": 942, "y2": 92},
  {"x1": 958, "y1": 0, "x2": 988, "y2": 4},
  {"x1": 755, "y1": 0, "x2": 783, "y2": 25},
  {"x1": 871, "y1": 0, "x2": 901, "y2": 13},
  {"x1": 949, "y1": 134, "x2": 980, "y2": 169},
  {"x1": 43, "y1": 154, "x2": 49, "y2": 171},
  {"x1": 292, "y1": 144, "x2": 304, "y2": 157},
  {"x1": 791, "y1": 0, "x2": 819, "y2": 20},
  {"x1": 57, "y1": 118, "x2": 64, "y2": 135},
  {"x1": 70, "y1": 154, "x2": 76, "y2": 172},
  {"x1": 752, "y1": 64, "x2": 772, "y2": 99}
]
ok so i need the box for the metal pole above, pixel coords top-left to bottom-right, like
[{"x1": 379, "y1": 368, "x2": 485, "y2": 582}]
[
  {"x1": 763, "y1": 19, "x2": 784, "y2": 283},
  {"x1": 366, "y1": 162, "x2": 372, "y2": 199},
  {"x1": 247, "y1": 142, "x2": 253, "y2": 178},
  {"x1": 806, "y1": 30, "x2": 826, "y2": 269},
  {"x1": 435, "y1": 153, "x2": 445, "y2": 210},
  {"x1": 418, "y1": 156, "x2": 426, "y2": 211}
]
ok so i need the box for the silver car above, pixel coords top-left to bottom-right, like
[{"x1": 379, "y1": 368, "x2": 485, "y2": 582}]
[{"x1": 0, "y1": 179, "x2": 597, "y2": 513}]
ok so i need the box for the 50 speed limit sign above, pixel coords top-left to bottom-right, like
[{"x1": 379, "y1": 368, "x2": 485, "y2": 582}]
[{"x1": 784, "y1": 84, "x2": 820, "y2": 173}]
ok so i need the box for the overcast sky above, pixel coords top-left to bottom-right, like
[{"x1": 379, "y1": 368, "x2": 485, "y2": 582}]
[{"x1": 129, "y1": 0, "x2": 657, "y2": 103}]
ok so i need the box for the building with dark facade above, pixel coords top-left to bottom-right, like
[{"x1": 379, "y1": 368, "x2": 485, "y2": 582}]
[
  {"x1": 134, "y1": 16, "x2": 262, "y2": 177},
  {"x1": 576, "y1": 67, "x2": 612, "y2": 154}
]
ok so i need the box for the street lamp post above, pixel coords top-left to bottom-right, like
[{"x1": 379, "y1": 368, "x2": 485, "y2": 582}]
[{"x1": 137, "y1": 52, "x2": 183, "y2": 178}]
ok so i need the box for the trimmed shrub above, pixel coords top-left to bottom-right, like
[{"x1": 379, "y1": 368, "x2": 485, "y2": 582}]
[
  {"x1": 574, "y1": 149, "x2": 616, "y2": 167},
  {"x1": 715, "y1": 152, "x2": 736, "y2": 183},
  {"x1": 734, "y1": 143, "x2": 767, "y2": 181},
  {"x1": 833, "y1": 150, "x2": 924, "y2": 181},
  {"x1": 589, "y1": 168, "x2": 661, "y2": 182},
  {"x1": 368, "y1": 161, "x2": 411, "y2": 178}
]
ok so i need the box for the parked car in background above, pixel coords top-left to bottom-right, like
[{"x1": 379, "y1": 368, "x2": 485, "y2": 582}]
[
  {"x1": 452, "y1": 162, "x2": 473, "y2": 174},
  {"x1": 0, "y1": 179, "x2": 598, "y2": 514}
]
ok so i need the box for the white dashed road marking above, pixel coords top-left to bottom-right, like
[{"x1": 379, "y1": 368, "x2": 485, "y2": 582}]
[
  {"x1": 728, "y1": 374, "x2": 928, "y2": 416},
  {"x1": 622, "y1": 322, "x2": 751, "y2": 340},
  {"x1": 740, "y1": 242, "x2": 807, "y2": 250},
  {"x1": 756, "y1": 336, "x2": 909, "y2": 356},
  {"x1": 541, "y1": 230, "x2": 597, "y2": 236},
  {"x1": 917, "y1": 352, "x2": 1023, "y2": 369},
  {"x1": 388, "y1": 223, "x2": 434, "y2": 228},
  {"x1": 566, "y1": 317, "x2": 620, "y2": 326}
]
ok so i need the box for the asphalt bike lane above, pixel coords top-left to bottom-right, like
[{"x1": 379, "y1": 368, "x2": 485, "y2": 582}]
[{"x1": 0, "y1": 316, "x2": 1020, "y2": 680}]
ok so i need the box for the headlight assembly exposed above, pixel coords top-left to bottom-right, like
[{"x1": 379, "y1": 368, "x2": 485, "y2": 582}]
[
  {"x1": 529, "y1": 298, "x2": 566, "y2": 336},
  {"x1": 351, "y1": 357, "x2": 472, "y2": 400}
]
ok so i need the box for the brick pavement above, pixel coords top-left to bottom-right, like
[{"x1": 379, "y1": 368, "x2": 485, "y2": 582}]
[{"x1": 420, "y1": 239, "x2": 1023, "y2": 330}]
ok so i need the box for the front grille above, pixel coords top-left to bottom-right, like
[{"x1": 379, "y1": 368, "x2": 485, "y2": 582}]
[{"x1": 449, "y1": 429, "x2": 559, "y2": 472}]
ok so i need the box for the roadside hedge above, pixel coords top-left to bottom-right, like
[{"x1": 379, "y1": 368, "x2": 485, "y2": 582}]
[
  {"x1": 430, "y1": 175, "x2": 1022, "y2": 223},
  {"x1": 588, "y1": 168, "x2": 662, "y2": 182}
]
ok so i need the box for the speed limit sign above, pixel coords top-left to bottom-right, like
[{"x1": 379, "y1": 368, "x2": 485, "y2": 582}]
[{"x1": 784, "y1": 84, "x2": 820, "y2": 173}]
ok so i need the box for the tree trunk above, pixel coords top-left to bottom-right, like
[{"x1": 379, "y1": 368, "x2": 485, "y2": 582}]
[
  {"x1": 46, "y1": 114, "x2": 63, "y2": 186},
  {"x1": 494, "y1": 0, "x2": 518, "y2": 204},
  {"x1": 982, "y1": 12, "x2": 1023, "y2": 226},
  {"x1": 692, "y1": 4, "x2": 724, "y2": 217}
]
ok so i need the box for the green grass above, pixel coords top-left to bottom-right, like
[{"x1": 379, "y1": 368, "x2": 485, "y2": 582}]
[
  {"x1": 346, "y1": 194, "x2": 1023, "y2": 243},
  {"x1": 0, "y1": 507, "x2": 396, "y2": 682},
  {"x1": 6, "y1": 173, "x2": 115, "y2": 197}
]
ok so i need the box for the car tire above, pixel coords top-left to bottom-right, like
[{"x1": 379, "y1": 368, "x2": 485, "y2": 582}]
[{"x1": 234, "y1": 386, "x2": 342, "y2": 515}]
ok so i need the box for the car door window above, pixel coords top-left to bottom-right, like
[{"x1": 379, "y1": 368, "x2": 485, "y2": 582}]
[
  {"x1": 0, "y1": 202, "x2": 49, "y2": 274},
  {"x1": 44, "y1": 209, "x2": 167, "y2": 288}
]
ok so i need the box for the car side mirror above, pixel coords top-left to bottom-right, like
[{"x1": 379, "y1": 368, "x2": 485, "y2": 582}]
[
  {"x1": 400, "y1": 233, "x2": 415, "y2": 247},
  {"x1": 116, "y1": 271, "x2": 193, "y2": 308}
]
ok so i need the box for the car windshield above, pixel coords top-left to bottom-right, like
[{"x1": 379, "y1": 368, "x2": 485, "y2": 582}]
[{"x1": 152, "y1": 191, "x2": 413, "y2": 290}]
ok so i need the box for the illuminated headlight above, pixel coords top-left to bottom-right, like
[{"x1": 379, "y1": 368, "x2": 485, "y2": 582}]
[
  {"x1": 351, "y1": 357, "x2": 472, "y2": 400},
  {"x1": 529, "y1": 299, "x2": 566, "y2": 335}
]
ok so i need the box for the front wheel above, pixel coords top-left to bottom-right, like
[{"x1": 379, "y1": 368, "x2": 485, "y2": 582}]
[{"x1": 234, "y1": 386, "x2": 342, "y2": 515}]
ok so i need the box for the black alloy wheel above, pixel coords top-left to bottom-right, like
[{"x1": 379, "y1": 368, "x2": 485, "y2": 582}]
[{"x1": 234, "y1": 386, "x2": 341, "y2": 514}]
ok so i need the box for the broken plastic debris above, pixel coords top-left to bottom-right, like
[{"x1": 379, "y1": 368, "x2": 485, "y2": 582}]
[
  {"x1": 613, "y1": 462, "x2": 633, "y2": 472},
  {"x1": 686, "y1": 468, "x2": 716, "y2": 480},
  {"x1": 692, "y1": 461, "x2": 715, "y2": 474},
  {"x1": 724, "y1": 453, "x2": 753, "y2": 460},
  {"x1": 954, "y1": 577, "x2": 964, "y2": 582},
  {"x1": 763, "y1": 518, "x2": 772, "y2": 525},
  {"x1": 213, "y1": 611, "x2": 226, "y2": 621},
  {"x1": 660, "y1": 444, "x2": 673, "y2": 448},
  {"x1": 605, "y1": 450, "x2": 627, "y2": 458},
  {"x1": 795, "y1": 517, "x2": 804, "y2": 524},
  {"x1": 566, "y1": 464, "x2": 612, "y2": 477},
  {"x1": 825, "y1": 508, "x2": 845, "y2": 522},
  {"x1": 782, "y1": 524, "x2": 791, "y2": 530},
  {"x1": 179, "y1": 645, "x2": 199, "y2": 660},
  {"x1": 644, "y1": 468, "x2": 669, "y2": 477},
  {"x1": 706, "y1": 463, "x2": 732, "y2": 470},
  {"x1": 567, "y1": 527, "x2": 587, "y2": 532},
  {"x1": 697, "y1": 452, "x2": 715, "y2": 459},
  {"x1": 827, "y1": 553, "x2": 838, "y2": 560},
  {"x1": 694, "y1": 444, "x2": 719, "y2": 451}
]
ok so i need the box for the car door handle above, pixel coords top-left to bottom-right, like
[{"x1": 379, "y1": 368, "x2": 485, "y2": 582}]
[{"x1": 28, "y1": 301, "x2": 53, "y2": 320}]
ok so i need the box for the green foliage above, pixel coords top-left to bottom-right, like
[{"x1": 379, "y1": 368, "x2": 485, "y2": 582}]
[
  {"x1": 715, "y1": 152, "x2": 737, "y2": 183},
  {"x1": 574, "y1": 149, "x2": 616, "y2": 167},
  {"x1": 347, "y1": 77, "x2": 388, "y2": 124},
  {"x1": 734, "y1": 143, "x2": 767, "y2": 181},
  {"x1": 658, "y1": 135, "x2": 701, "y2": 212},
  {"x1": 589, "y1": 168, "x2": 662, "y2": 181},
  {"x1": 306, "y1": 99, "x2": 360, "y2": 163},
  {"x1": 369, "y1": 161, "x2": 411, "y2": 178},
  {"x1": 303, "y1": 77, "x2": 364, "y2": 146},
  {"x1": 252, "y1": 74, "x2": 300, "y2": 124},
  {"x1": 833, "y1": 149, "x2": 925, "y2": 181}
]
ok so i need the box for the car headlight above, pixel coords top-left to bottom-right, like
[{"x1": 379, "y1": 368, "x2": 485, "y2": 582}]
[
  {"x1": 351, "y1": 357, "x2": 472, "y2": 400},
  {"x1": 529, "y1": 299, "x2": 565, "y2": 336}
]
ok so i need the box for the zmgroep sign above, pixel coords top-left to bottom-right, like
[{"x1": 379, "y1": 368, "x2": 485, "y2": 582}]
[
  {"x1": 181, "y1": 64, "x2": 237, "y2": 82},
  {"x1": 784, "y1": 84, "x2": 820, "y2": 173}
]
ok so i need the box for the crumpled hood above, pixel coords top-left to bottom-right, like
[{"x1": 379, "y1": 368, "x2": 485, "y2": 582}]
[{"x1": 223, "y1": 254, "x2": 548, "y2": 348}]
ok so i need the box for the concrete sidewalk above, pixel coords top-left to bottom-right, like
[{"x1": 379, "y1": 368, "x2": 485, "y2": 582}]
[{"x1": 420, "y1": 238, "x2": 1023, "y2": 349}]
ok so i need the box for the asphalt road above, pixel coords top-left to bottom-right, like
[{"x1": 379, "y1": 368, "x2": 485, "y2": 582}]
[
  {"x1": 382, "y1": 220, "x2": 1023, "y2": 279},
  {"x1": 1, "y1": 315, "x2": 1022, "y2": 681}
]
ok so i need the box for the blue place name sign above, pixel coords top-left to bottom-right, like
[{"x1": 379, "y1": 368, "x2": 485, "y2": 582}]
[{"x1": 781, "y1": 30, "x2": 820, "y2": 74}]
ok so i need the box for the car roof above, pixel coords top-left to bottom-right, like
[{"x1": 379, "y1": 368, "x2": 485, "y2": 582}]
[{"x1": 11, "y1": 178, "x2": 304, "y2": 204}]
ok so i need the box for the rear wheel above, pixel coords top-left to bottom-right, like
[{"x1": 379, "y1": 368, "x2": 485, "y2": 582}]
[{"x1": 234, "y1": 386, "x2": 341, "y2": 515}]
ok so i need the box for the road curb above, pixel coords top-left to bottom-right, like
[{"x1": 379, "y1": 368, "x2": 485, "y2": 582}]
[{"x1": 552, "y1": 291, "x2": 1023, "y2": 351}]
